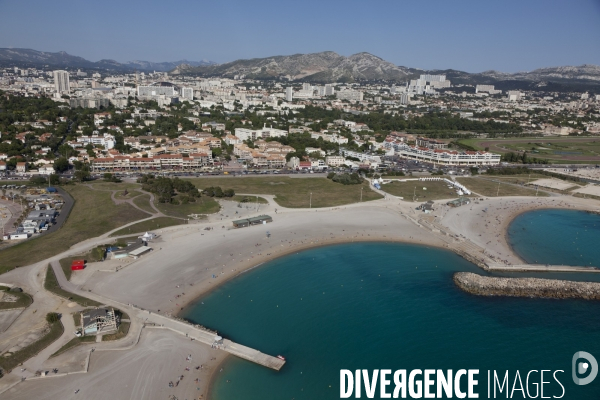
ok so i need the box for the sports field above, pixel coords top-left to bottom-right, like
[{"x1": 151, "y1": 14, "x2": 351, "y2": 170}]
[{"x1": 458, "y1": 137, "x2": 600, "y2": 163}]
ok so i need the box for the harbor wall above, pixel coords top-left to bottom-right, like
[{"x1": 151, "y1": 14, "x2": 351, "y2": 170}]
[{"x1": 453, "y1": 272, "x2": 600, "y2": 300}]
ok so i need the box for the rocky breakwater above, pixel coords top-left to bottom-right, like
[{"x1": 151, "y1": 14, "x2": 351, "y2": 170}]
[{"x1": 454, "y1": 272, "x2": 600, "y2": 300}]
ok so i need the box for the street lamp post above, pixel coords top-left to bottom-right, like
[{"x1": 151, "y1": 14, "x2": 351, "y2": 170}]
[
  {"x1": 310, "y1": 192, "x2": 312, "y2": 208},
  {"x1": 496, "y1": 181, "x2": 501, "y2": 197},
  {"x1": 360, "y1": 186, "x2": 363, "y2": 202}
]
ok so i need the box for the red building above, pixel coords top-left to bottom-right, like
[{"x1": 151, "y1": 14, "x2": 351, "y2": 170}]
[{"x1": 71, "y1": 260, "x2": 85, "y2": 271}]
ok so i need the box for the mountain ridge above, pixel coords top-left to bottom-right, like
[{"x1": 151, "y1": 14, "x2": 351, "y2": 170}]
[
  {"x1": 1, "y1": 48, "x2": 599, "y2": 88},
  {"x1": 173, "y1": 51, "x2": 600, "y2": 86},
  {"x1": 0, "y1": 48, "x2": 215, "y2": 72}
]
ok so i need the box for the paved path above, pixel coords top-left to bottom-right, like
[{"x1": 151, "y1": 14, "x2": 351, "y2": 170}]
[{"x1": 49, "y1": 262, "x2": 285, "y2": 370}]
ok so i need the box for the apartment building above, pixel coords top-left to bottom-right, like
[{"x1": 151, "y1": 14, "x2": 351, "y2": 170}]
[
  {"x1": 234, "y1": 125, "x2": 288, "y2": 141},
  {"x1": 384, "y1": 140, "x2": 500, "y2": 166},
  {"x1": 91, "y1": 153, "x2": 213, "y2": 172}
]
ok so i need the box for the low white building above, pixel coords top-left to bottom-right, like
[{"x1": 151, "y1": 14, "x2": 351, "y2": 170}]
[
  {"x1": 340, "y1": 149, "x2": 381, "y2": 163},
  {"x1": 305, "y1": 147, "x2": 325, "y2": 157},
  {"x1": 235, "y1": 125, "x2": 288, "y2": 141},
  {"x1": 76, "y1": 132, "x2": 116, "y2": 149},
  {"x1": 325, "y1": 156, "x2": 346, "y2": 167},
  {"x1": 224, "y1": 134, "x2": 243, "y2": 145}
]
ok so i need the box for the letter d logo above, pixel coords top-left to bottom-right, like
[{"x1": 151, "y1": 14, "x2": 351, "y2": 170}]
[{"x1": 573, "y1": 351, "x2": 598, "y2": 385}]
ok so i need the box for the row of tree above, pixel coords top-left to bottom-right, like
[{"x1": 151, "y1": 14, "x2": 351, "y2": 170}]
[
  {"x1": 203, "y1": 186, "x2": 235, "y2": 198},
  {"x1": 138, "y1": 174, "x2": 200, "y2": 203},
  {"x1": 501, "y1": 151, "x2": 549, "y2": 164}
]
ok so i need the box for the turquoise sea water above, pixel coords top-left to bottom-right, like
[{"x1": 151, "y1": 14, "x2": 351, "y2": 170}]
[
  {"x1": 183, "y1": 211, "x2": 600, "y2": 399},
  {"x1": 508, "y1": 209, "x2": 600, "y2": 268}
]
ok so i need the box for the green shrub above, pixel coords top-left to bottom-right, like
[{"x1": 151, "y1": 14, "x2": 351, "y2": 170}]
[
  {"x1": 46, "y1": 312, "x2": 60, "y2": 323},
  {"x1": 331, "y1": 173, "x2": 363, "y2": 185}
]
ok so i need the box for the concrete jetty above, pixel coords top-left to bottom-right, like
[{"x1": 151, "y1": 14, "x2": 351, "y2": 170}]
[
  {"x1": 50, "y1": 262, "x2": 286, "y2": 371},
  {"x1": 224, "y1": 340, "x2": 285, "y2": 370},
  {"x1": 454, "y1": 272, "x2": 600, "y2": 300},
  {"x1": 486, "y1": 263, "x2": 600, "y2": 273},
  {"x1": 146, "y1": 316, "x2": 286, "y2": 371}
]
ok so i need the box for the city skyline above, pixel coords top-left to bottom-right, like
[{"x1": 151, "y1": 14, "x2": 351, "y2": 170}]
[{"x1": 0, "y1": 0, "x2": 599, "y2": 73}]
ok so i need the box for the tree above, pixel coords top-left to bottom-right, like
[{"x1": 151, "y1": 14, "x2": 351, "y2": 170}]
[
  {"x1": 46, "y1": 312, "x2": 60, "y2": 323},
  {"x1": 104, "y1": 173, "x2": 121, "y2": 182},
  {"x1": 74, "y1": 169, "x2": 91, "y2": 182},
  {"x1": 53, "y1": 157, "x2": 69, "y2": 173}
]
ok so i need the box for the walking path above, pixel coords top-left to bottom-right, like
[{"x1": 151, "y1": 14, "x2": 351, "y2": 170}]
[{"x1": 48, "y1": 262, "x2": 284, "y2": 371}]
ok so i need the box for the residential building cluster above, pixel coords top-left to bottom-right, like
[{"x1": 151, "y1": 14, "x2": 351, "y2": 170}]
[{"x1": 0, "y1": 63, "x2": 599, "y2": 178}]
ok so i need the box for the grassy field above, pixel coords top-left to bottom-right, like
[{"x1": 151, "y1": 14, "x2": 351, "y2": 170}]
[
  {"x1": 44, "y1": 265, "x2": 102, "y2": 307},
  {"x1": 59, "y1": 246, "x2": 105, "y2": 281},
  {"x1": 458, "y1": 137, "x2": 600, "y2": 164},
  {"x1": 0, "y1": 184, "x2": 149, "y2": 273},
  {"x1": 102, "y1": 321, "x2": 130, "y2": 341},
  {"x1": 87, "y1": 181, "x2": 143, "y2": 191},
  {"x1": 185, "y1": 177, "x2": 383, "y2": 208},
  {"x1": 228, "y1": 195, "x2": 269, "y2": 204},
  {"x1": 154, "y1": 196, "x2": 220, "y2": 218},
  {"x1": 0, "y1": 290, "x2": 33, "y2": 310},
  {"x1": 132, "y1": 193, "x2": 156, "y2": 214},
  {"x1": 50, "y1": 335, "x2": 96, "y2": 358},
  {"x1": 110, "y1": 217, "x2": 183, "y2": 236},
  {"x1": 457, "y1": 177, "x2": 550, "y2": 197},
  {"x1": 381, "y1": 180, "x2": 467, "y2": 202},
  {"x1": 0, "y1": 320, "x2": 63, "y2": 373}
]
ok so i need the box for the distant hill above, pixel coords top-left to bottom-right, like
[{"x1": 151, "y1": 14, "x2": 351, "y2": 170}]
[
  {"x1": 172, "y1": 51, "x2": 412, "y2": 83},
  {"x1": 0, "y1": 48, "x2": 215, "y2": 72},
  {"x1": 173, "y1": 51, "x2": 600, "y2": 91},
  {"x1": 1, "y1": 48, "x2": 599, "y2": 91}
]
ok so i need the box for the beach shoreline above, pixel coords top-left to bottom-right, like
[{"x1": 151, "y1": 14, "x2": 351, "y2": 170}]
[
  {"x1": 178, "y1": 235, "x2": 440, "y2": 318},
  {"x1": 175, "y1": 197, "x2": 600, "y2": 399},
  {"x1": 193, "y1": 237, "x2": 448, "y2": 400},
  {"x1": 4, "y1": 194, "x2": 600, "y2": 399}
]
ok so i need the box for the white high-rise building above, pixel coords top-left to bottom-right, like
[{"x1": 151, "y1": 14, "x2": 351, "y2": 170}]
[
  {"x1": 507, "y1": 91, "x2": 522, "y2": 101},
  {"x1": 181, "y1": 87, "x2": 194, "y2": 101},
  {"x1": 325, "y1": 84, "x2": 335, "y2": 96},
  {"x1": 336, "y1": 90, "x2": 363, "y2": 102},
  {"x1": 285, "y1": 87, "x2": 293, "y2": 102},
  {"x1": 137, "y1": 85, "x2": 175, "y2": 97},
  {"x1": 399, "y1": 93, "x2": 411, "y2": 105},
  {"x1": 419, "y1": 74, "x2": 446, "y2": 82},
  {"x1": 53, "y1": 70, "x2": 70, "y2": 94},
  {"x1": 302, "y1": 83, "x2": 311, "y2": 91}
]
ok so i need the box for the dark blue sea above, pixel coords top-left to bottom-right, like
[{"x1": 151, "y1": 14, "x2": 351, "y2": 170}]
[{"x1": 184, "y1": 210, "x2": 600, "y2": 399}]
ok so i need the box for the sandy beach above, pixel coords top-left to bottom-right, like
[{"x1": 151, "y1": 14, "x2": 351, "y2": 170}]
[{"x1": 1, "y1": 192, "x2": 599, "y2": 399}]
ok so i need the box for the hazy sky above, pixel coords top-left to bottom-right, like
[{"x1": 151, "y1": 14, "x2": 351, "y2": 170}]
[{"x1": 0, "y1": 0, "x2": 599, "y2": 72}]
